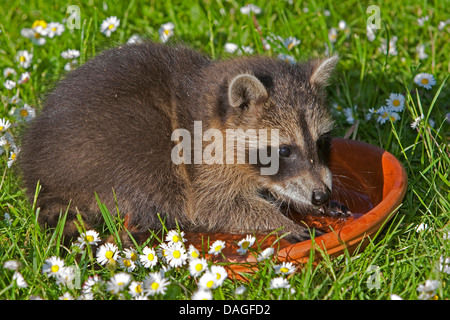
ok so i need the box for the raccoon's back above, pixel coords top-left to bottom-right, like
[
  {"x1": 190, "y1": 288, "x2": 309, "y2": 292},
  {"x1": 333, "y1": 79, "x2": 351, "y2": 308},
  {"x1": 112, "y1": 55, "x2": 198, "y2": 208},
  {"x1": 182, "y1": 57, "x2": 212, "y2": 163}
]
[{"x1": 19, "y1": 42, "x2": 210, "y2": 204}]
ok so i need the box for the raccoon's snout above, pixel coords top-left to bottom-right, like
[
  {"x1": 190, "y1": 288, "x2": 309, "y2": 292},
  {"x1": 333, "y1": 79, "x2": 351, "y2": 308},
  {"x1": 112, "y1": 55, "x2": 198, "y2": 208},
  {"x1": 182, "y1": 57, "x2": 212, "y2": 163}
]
[{"x1": 311, "y1": 188, "x2": 331, "y2": 206}]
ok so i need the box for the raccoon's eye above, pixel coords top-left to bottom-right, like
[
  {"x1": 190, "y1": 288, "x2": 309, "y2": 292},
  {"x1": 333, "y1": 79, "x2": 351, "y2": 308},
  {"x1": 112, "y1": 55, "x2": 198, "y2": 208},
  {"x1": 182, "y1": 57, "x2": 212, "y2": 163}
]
[{"x1": 279, "y1": 146, "x2": 292, "y2": 158}]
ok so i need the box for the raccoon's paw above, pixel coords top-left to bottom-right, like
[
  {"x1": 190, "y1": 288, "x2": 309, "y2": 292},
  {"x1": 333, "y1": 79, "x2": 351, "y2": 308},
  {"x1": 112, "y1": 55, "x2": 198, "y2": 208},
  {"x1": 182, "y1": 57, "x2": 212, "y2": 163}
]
[
  {"x1": 283, "y1": 226, "x2": 325, "y2": 243},
  {"x1": 321, "y1": 200, "x2": 352, "y2": 218}
]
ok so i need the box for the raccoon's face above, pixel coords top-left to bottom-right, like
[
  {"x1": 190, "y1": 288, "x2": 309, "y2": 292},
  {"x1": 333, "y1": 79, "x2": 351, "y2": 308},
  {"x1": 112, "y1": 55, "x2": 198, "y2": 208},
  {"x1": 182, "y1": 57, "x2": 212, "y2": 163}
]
[{"x1": 225, "y1": 55, "x2": 338, "y2": 214}]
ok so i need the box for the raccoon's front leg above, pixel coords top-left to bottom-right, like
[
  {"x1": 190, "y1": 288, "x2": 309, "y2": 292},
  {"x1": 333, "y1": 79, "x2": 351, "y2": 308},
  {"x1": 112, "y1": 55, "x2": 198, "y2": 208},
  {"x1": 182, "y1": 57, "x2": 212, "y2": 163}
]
[{"x1": 232, "y1": 197, "x2": 319, "y2": 243}]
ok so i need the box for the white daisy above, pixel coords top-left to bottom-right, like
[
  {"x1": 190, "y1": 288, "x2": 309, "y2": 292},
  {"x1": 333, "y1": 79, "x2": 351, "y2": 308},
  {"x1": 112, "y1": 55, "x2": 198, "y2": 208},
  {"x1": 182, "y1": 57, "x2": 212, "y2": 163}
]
[
  {"x1": 12, "y1": 271, "x2": 28, "y2": 288},
  {"x1": 273, "y1": 261, "x2": 296, "y2": 275},
  {"x1": 283, "y1": 36, "x2": 301, "y2": 50},
  {"x1": 386, "y1": 93, "x2": 405, "y2": 112},
  {"x1": 127, "y1": 34, "x2": 143, "y2": 44},
  {"x1": 210, "y1": 265, "x2": 228, "y2": 287},
  {"x1": 417, "y1": 279, "x2": 439, "y2": 300},
  {"x1": 61, "y1": 49, "x2": 80, "y2": 60},
  {"x1": 439, "y1": 256, "x2": 450, "y2": 274},
  {"x1": 328, "y1": 27, "x2": 338, "y2": 43},
  {"x1": 129, "y1": 281, "x2": 145, "y2": 297},
  {"x1": 45, "y1": 22, "x2": 65, "y2": 38},
  {"x1": 64, "y1": 60, "x2": 78, "y2": 72},
  {"x1": 278, "y1": 53, "x2": 296, "y2": 64},
  {"x1": 235, "y1": 285, "x2": 247, "y2": 295},
  {"x1": 17, "y1": 71, "x2": 31, "y2": 85},
  {"x1": 416, "y1": 44, "x2": 428, "y2": 60},
  {"x1": 20, "y1": 26, "x2": 47, "y2": 46},
  {"x1": 4, "y1": 260, "x2": 21, "y2": 271},
  {"x1": 379, "y1": 36, "x2": 398, "y2": 56},
  {"x1": 156, "y1": 242, "x2": 172, "y2": 261},
  {"x1": 118, "y1": 256, "x2": 136, "y2": 272},
  {"x1": 42, "y1": 256, "x2": 65, "y2": 278},
  {"x1": 159, "y1": 22, "x2": 175, "y2": 43},
  {"x1": 165, "y1": 229, "x2": 186, "y2": 244},
  {"x1": 96, "y1": 242, "x2": 119, "y2": 266},
  {"x1": 75, "y1": 230, "x2": 101, "y2": 249},
  {"x1": 269, "y1": 276, "x2": 291, "y2": 289},
  {"x1": 7, "y1": 148, "x2": 19, "y2": 168},
  {"x1": 140, "y1": 246, "x2": 158, "y2": 268},
  {"x1": 208, "y1": 240, "x2": 226, "y2": 256},
  {"x1": 144, "y1": 271, "x2": 170, "y2": 296},
  {"x1": 257, "y1": 247, "x2": 274, "y2": 261},
  {"x1": 224, "y1": 42, "x2": 239, "y2": 54},
  {"x1": 166, "y1": 242, "x2": 187, "y2": 268},
  {"x1": 366, "y1": 25, "x2": 376, "y2": 42},
  {"x1": 106, "y1": 272, "x2": 131, "y2": 294},
  {"x1": 198, "y1": 271, "x2": 218, "y2": 290},
  {"x1": 191, "y1": 289, "x2": 213, "y2": 300},
  {"x1": 237, "y1": 235, "x2": 256, "y2": 255},
  {"x1": 4, "y1": 80, "x2": 16, "y2": 90},
  {"x1": 82, "y1": 275, "x2": 103, "y2": 296},
  {"x1": 59, "y1": 292, "x2": 74, "y2": 300},
  {"x1": 55, "y1": 266, "x2": 76, "y2": 286},
  {"x1": 15, "y1": 50, "x2": 33, "y2": 69},
  {"x1": 187, "y1": 244, "x2": 200, "y2": 260},
  {"x1": 414, "y1": 73, "x2": 436, "y2": 90},
  {"x1": 100, "y1": 16, "x2": 120, "y2": 37},
  {"x1": 189, "y1": 258, "x2": 208, "y2": 277},
  {"x1": 240, "y1": 4, "x2": 262, "y2": 15},
  {"x1": 411, "y1": 114, "x2": 424, "y2": 130},
  {"x1": 377, "y1": 106, "x2": 400, "y2": 125},
  {"x1": 3, "y1": 67, "x2": 16, "y2": 78}
]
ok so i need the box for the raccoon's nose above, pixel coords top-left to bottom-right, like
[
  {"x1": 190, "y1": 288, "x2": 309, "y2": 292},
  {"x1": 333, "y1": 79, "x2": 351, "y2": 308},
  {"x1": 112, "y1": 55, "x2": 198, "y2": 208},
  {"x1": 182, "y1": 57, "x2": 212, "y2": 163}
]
[{"x1": 311, "y1": 189, "x2": 330, "y2": 206}]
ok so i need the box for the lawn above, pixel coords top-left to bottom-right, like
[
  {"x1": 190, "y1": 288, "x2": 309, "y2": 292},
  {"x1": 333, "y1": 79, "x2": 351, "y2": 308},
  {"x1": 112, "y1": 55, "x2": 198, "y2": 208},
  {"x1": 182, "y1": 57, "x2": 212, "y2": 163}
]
[{"x1": 0, "y1": 0, "x2": 449, "y2": 301}]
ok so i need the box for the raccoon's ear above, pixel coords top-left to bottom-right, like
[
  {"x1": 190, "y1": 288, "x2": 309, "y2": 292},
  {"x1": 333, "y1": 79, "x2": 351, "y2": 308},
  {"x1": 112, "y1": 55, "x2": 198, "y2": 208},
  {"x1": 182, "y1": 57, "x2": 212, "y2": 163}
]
[
  {"x1": 228, "y1": 74, "x2": 268, "y2": 109},
  {"x1": 309, "y1": 55, "x2": 339, "y2": 88}
]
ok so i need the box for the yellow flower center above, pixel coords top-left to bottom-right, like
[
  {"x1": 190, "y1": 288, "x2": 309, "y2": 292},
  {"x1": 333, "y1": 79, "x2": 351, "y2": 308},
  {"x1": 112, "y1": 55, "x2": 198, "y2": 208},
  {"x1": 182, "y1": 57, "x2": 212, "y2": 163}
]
[
  {"x1": 105, "y1": 250, "x2": 114, "y2": 259},
  {"x1": 195, "y1": 263, "x2": 203, "y2": 272},
  {"x1": 123, "y1": 259, "x2": 131, "y2": 267},
  {"x1": 148, "y1": 253, "x2": 154, "y2": 261},
  {"x1": 85, "y1": 235, "x2": 94, "y2": 242},
  {"x1": 280, "y1": 267, "x2": 289, "y2": 273},
  {"x1": 215, "y1": 273, "x2": 221, "y2": 280},
  {"x1": 382, "y1": 112, "x2": 388, "y2": 118},
  {"x1": 393, "y1": 99, "x2": 400, "y2": 107},
  {"x1": 0, "y1": 126, "x2": 3, "y2": 131},
  {"x1": 11, "y1": 153, "x2": 16, "y2": 161},
  {"x1": 151, "y1": 282, "x2": 159, "y2": 290},
  {"x1": 214, "y1": 245, "x2": 222, "y2": 252},
  {"x1": 34, "y1": 32, "x2": 41, "y2": 39},
  {"x1": 52, "y1": 27, "x2": 57, "y2": 32},
  {"x1": 51, "y1": 265, "x2": 59, "y2": 273},
  {"x1": 32, "y1": 20, "x2": 47, "y2": 29},
  {"x1": 135, "y1": 285, "x2": 142, "y2": 293},
  {"x1": 191, "y1": 250, "x2": 199, "y2": 259},
  {"x1": 164, "y1": 29, "x2": 170, "y2": 35},
  {"x1": 130, "y1": 253, "x2": 138, "y2": 261},
  {"x1": 287, "y1": 43, "x2": 294, "y2": 50},
  {"x1": 19, "y1": 56, "x2": 26, "y2": 62},
  {"x1": 206, "y1": 280, "x2": 214, "y2": 288},
  {"x1": 108, "y1": 24, "x2": 115, "y2": 30},
  {"x1": 173, "y1": 250, "x2": 181, "y2": 259},
  {"x1": 172, "y1": 235, "x2": 179, "y2": 242},
  {"x1": 118, "y1": 282, "x2": 124, "y2": 286},
  {"x1": 421, "y1": 78, "x2": 429, "y2": 85},
  {"x1": 241, "y1": 241, "x2": 249, "y2": 249}
]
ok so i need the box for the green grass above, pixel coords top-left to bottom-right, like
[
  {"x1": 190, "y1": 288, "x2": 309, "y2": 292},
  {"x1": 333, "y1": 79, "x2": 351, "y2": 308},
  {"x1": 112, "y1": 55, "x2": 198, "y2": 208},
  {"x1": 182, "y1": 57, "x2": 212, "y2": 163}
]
[{"x1": 0, "y1": 0, "x2": 449, "y2": 300}]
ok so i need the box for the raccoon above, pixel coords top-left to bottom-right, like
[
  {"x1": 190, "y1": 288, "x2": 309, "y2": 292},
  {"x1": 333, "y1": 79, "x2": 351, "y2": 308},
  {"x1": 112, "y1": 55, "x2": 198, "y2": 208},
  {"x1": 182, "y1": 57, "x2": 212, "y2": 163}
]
[{"x1": 19, "y1": 41, "x2": 348, "y2": 244}]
